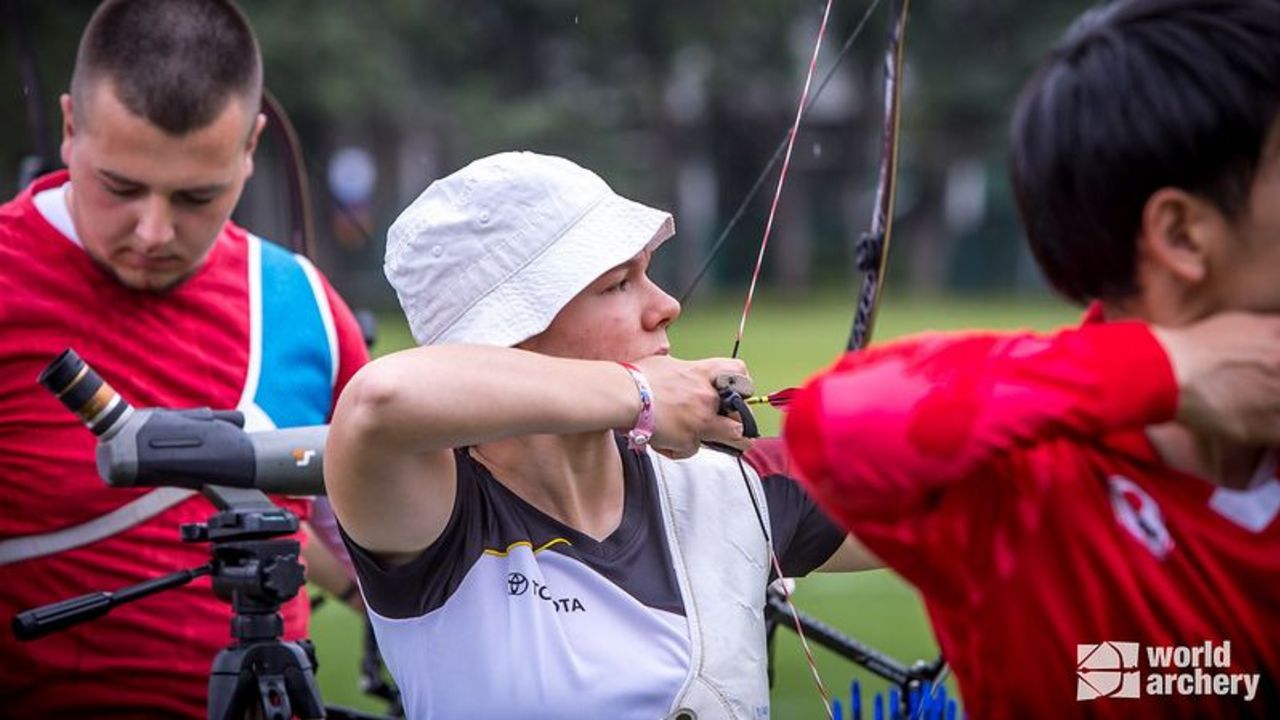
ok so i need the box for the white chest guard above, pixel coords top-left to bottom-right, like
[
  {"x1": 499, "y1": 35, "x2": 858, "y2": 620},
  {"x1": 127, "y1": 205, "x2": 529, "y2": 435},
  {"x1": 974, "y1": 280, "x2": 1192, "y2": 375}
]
[{"x1": 649, "y1": 448, "x2": 773, "y2": 720}]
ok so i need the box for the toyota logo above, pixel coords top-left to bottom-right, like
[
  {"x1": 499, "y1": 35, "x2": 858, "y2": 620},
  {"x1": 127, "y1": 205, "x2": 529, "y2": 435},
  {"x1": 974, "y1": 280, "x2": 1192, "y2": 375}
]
[{"x1": 507, "y1": 572, "x2": 529, "y2": 596}]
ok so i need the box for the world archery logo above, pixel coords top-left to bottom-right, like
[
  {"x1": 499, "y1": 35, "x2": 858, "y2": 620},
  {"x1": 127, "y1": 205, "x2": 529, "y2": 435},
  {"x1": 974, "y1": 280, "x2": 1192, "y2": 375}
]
[
  {"x1": 1077, "y1": 640, "x2": 1262, "y2": 702},
  {"x1": 1077, "y1": 642, "x2": 1141, "y2": 700}
]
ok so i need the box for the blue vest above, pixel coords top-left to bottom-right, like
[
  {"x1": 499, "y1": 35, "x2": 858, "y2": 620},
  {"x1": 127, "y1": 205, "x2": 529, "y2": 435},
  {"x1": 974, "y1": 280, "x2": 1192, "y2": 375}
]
[{"x1": 237, "y1": 234, "x2": 339, "y2": 430}]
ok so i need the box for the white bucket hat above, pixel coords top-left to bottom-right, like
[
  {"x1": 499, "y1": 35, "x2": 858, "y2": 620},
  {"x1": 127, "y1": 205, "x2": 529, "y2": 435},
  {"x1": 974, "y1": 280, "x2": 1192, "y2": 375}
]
[{"x1": 385, "y1": 151, "x2": 676, "y2": 347}]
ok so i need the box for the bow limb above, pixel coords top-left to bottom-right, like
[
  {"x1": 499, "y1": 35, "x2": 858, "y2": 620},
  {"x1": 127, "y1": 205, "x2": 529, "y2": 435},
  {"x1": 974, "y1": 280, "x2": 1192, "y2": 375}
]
[
  {"x1": 705, "y1": 3, "x2": 918, "y2": 717},
  {"x1": 747, "y1": 0, "x2": 910, "y2": 406},
  {"x1": 848, "y1": 0, "x2": 911, "y2": 352},
  {"x1": 260, "y1": 90, "x2": 317, "y2": 259},
  {"x1": 844, "y1": 12, "x2": 959, "y2": 720}
]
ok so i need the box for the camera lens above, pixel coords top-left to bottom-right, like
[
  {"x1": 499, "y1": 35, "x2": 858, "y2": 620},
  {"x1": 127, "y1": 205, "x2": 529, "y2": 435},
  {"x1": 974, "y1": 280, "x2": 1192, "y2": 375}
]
[{"x1": 38, "y1": 349, "x2": 134, "y2": 438}]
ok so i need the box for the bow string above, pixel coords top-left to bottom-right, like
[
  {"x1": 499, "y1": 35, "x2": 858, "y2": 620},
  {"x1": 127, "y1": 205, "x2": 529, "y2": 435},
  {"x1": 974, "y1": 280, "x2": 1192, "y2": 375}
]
[{"x1": 697, "y1": 2, "x2": 914, "y2": 718}]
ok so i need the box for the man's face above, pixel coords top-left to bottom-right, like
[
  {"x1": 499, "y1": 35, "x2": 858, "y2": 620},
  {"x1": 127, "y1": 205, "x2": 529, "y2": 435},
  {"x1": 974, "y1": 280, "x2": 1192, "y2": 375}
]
[
  {"x1": 1211, "y1": 130, "x2": 1280, "y2": 314},
  {"x1": 59, "y1": 80, "x2": 264, "y2": 291},
  {"x1": 519, "y1": 248, "x2": 680, "y2": 362}
]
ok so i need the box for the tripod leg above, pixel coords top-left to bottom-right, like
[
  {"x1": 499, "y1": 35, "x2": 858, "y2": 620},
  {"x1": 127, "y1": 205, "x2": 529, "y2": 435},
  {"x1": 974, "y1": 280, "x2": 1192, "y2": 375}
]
[
  {"x1": 208, "y1": 642, "x2": 325, "y2": 720},
  {"x1": 209, "y1": 647, "x2": 252, "y2": 720},
  {"x1": 256, "y1": 672, "x2": 294, "y2": 719},
  {"x1": 282, "y1": 641, "x2": 325, "y2": 720}
]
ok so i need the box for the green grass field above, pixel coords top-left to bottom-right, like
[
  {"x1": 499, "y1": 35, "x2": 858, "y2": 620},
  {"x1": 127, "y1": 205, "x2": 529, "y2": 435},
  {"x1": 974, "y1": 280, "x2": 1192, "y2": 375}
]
[{"x1": 309, "y1": 291, "x2": 1079, "y2": 717}]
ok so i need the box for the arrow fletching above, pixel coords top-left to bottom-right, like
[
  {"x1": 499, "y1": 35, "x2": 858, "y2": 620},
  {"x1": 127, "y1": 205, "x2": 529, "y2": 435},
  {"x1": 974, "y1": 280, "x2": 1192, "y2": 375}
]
[{"x1": 744, "y1": 387, "x2": 798, "y2": 409}]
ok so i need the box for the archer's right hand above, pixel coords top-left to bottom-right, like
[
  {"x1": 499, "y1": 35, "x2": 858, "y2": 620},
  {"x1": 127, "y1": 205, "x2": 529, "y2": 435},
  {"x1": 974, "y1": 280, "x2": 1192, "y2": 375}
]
[
  {"x1": 1153, "y1": 312, "x2": 1280, "y2": 445},
  {"x1": 630, "y1": 355, "x2": 751, "y2": 459}
]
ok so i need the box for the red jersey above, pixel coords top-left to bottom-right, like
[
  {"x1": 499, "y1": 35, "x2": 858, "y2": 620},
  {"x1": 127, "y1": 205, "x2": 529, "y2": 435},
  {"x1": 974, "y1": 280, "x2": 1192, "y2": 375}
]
[
  {"x1": 784, "y1": 315, "x2": 1280, "y2": 718},
  {"x1": 0, "y1": 172, "x2": 368, "y2": 717}
]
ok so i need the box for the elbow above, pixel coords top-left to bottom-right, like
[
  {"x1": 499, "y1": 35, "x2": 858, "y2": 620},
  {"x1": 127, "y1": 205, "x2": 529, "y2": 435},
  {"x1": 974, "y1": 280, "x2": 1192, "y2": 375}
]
[
  {"x1": 342, "y1": 362, "x2": 403, "y2": 420},
  {"x1": 327, "y1": 363, "x2": 403, "y2": 466},
  {"x1": 351, "y1": 347, "x2": 441, "y2": 421}
]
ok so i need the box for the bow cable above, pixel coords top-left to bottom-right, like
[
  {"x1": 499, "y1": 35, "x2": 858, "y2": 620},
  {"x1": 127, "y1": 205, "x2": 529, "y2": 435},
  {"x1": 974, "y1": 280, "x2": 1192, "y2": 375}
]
[
  {"x1": 731, "y1": 0, "x2": 837, "y2": 362},
  {"x1": 727, "y1": 0, "x2": 840, "y2": 716},
  {"x1": 678, "y1": 0, "x2": 888, "y2": 308}
]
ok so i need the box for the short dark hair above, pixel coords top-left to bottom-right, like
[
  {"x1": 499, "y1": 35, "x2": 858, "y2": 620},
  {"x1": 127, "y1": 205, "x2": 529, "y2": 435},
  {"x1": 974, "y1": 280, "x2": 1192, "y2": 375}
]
[
  {"x1": 71, "y1": 0, "x2": 263, "y2": 136},
  {"x1": 1010, "y1": 0, "x2": 1280, "y2": 305}
]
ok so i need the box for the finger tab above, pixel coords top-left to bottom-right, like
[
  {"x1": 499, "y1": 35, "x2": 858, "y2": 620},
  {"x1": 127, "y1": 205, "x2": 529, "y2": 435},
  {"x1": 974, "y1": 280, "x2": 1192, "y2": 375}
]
[{"x1": 714, "y1": 373, "x2": 755, "y2": 398}]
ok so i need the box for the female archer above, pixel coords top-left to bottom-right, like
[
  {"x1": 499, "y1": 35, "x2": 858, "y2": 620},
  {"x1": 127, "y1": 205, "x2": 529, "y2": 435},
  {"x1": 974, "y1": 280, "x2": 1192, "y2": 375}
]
[{"x1": 325, "y1": 151, "x2": 878, "y2": 720}]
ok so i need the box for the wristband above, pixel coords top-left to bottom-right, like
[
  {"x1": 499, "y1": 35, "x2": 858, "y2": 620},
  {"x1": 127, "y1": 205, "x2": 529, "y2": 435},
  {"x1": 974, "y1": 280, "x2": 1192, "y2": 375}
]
[{"x1": 617, "y1": 362, "x2": 655, "y2": 451}]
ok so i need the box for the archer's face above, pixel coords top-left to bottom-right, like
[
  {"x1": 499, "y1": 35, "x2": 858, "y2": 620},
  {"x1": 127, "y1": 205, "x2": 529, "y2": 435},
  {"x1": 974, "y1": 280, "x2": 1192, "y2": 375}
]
[
  {"x1": 1206, "y1": 132, "x2": 1280, "y2": 315},
  {"x1": 59, "y1": 81, "x2": 263, "y2": 292},
  {"x1": 520, "y1": 248, "x2": 680, "y2": 362}
]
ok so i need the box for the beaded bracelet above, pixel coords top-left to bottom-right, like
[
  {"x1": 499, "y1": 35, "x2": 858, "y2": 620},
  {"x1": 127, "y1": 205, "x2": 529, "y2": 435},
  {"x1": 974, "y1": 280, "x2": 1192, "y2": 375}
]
[{"x1": 617, "y1": 362, "x2": 655, "y2": 451}]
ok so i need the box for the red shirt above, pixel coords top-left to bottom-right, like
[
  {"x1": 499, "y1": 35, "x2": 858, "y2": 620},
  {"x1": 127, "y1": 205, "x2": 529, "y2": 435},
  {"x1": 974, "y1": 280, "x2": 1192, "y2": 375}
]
[
  {"x1": 0, "y1": 172, "x2": 368, "y2": 717},
  {"x1": 785, "y1": 316, "x2": 1280, "y2": 718}
]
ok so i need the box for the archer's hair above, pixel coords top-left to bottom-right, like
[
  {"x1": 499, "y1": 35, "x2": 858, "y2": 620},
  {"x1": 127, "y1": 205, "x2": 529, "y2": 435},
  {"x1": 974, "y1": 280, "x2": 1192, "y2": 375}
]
[
  {"x1": 1009, "y1": 0, "x2": 1280, "y2": 305},
  {"x1": 71, "y1": 0, "x2": 263, "y2": 136}
]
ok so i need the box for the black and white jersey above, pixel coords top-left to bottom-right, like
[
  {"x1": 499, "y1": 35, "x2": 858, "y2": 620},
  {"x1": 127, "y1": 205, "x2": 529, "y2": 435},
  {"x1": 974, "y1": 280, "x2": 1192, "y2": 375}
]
[{"x1": 344, "y1": 440, "x2": 843, "y2": 719}]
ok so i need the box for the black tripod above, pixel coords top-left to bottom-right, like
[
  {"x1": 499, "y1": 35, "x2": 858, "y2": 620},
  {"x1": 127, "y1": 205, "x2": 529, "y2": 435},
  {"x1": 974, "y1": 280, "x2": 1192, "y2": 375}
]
[
  {"x1": 16, "y1": 350, "x2": 394, "y2": 719},
  {"x1": 14, "y1": 484, "x2": 325, "y2": 720}
]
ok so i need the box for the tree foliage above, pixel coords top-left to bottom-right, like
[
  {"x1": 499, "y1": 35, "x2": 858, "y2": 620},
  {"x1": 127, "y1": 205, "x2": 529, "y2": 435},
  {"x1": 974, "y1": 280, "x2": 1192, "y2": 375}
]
[{"x1": 2, "y1": 0, "x2": 1097, "y2": 298}]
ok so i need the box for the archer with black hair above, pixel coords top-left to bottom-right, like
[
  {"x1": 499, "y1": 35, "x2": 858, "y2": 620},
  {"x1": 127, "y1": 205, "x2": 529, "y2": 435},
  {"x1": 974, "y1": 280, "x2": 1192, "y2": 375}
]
[
  {"x1": 1012, "y1": 0, "x2": 1280, "y2": 307},
  {"x1": 785, "y1": 0, "x2": 1280, "y2": 716}
]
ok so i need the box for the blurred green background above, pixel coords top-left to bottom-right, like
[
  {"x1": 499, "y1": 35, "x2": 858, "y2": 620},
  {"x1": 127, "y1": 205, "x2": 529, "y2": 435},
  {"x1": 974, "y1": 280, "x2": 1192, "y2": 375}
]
[
  {"x1": 309, "y1": 292, "x2": 1077, "y2": 717},
  {"x1": 5, "y1": 0, "x2": 1096, "y2": 312}
]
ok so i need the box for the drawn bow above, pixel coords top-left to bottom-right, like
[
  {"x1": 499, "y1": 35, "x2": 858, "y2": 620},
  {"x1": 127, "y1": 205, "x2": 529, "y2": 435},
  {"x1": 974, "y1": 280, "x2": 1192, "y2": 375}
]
[{"x1": 682, "y1": 1, "x2": 948, "y2": 718}]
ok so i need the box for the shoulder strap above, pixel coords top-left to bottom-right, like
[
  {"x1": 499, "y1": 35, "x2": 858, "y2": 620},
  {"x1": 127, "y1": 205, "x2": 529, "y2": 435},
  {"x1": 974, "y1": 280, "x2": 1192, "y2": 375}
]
[{"x1": 0, "y1": 488, "x2": 195, "y2": 566}]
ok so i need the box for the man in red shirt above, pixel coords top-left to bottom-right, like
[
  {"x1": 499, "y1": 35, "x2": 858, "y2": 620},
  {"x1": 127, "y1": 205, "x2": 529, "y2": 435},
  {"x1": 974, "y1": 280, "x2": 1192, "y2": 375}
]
[
  {"x1": 0, "y1": 1, "x2": 367, "y2": 716},
  {"x1": 785, "y1": 1, "x2": 1280, "y2": 718}
]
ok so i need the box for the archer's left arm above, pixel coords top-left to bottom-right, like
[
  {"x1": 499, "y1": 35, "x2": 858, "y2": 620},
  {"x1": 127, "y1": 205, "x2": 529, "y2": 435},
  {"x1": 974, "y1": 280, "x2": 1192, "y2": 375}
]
[
  {"x1": 816, "y1": 535, "x2": 882, "y2": 572},
  {"x1": 303, "y1": 273, "x2": 371, "y2": 595},
  {"x1": 745, "y1": 438, "x2": 883, "y2": 574}
]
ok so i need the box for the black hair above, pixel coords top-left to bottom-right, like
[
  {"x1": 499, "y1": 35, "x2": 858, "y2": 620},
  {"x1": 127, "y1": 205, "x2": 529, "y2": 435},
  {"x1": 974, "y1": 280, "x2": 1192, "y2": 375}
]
[
  {"x1": 71, "y1": 0, "x2": 262, "y2": 136},
  {"x1": 1010, "y1": 0, "x2": 1280, "y2": 305}
]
